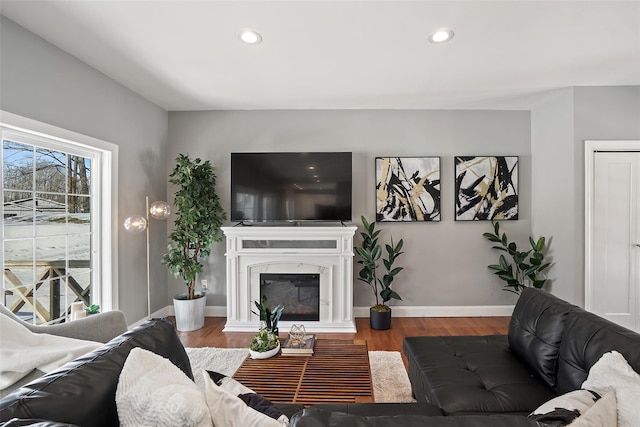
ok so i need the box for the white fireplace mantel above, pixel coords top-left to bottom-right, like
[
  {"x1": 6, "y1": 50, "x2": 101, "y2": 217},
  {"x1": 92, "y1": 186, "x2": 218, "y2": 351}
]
[{"x1": 221, "y1": 225, "x2": 357, "y2": 333}]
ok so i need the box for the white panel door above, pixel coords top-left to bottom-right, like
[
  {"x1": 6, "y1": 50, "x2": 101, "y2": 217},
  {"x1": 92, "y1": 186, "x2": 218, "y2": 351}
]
[{"x1": 590, "y1": 152, "x2": 639, "y2": 330}]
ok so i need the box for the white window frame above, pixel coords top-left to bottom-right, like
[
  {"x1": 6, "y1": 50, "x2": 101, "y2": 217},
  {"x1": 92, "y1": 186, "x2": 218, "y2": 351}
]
[{"x1": 1, "y1": 111, "x2": 118, "y2": 311}]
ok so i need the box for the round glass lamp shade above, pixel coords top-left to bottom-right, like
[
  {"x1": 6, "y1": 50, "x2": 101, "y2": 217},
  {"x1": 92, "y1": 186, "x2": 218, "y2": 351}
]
[
  {"x1": 149, "y1": 201, "x2": 171, "y2": 220},
  {"x1": 123, "y1": 216, "x2": 147, "y2": 233}
]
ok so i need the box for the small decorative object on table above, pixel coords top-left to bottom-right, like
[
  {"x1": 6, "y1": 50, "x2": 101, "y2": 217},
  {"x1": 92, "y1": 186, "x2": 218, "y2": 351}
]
[
  {"x1": 252, "y1": 295, "x2": 285, "y2": 335},
  {"x1": 249, "y1": 328, "x2": 280, "y2": 359},
  {"x1": 289, "y1": 324, "x2": 307, "y2": 342},
  {"x1": 248, "y1": 296, "x2": 284, "y2": 359},
  {"x1": 281, "y1": 324, "x2": 316, "y2": 356}
]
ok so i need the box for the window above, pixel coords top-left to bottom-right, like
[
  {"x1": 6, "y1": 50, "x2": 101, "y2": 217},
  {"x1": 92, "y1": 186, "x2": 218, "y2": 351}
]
[{"x1": 1, "y1": 112, "x2": 117, "y2": 324}]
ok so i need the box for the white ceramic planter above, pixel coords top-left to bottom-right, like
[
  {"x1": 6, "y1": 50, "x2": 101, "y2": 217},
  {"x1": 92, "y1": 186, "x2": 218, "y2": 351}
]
[
  {"x1": 249, "y1": 343, "x2": 280, "y2": 359},
  {"x1": 173, "y1": 292, "x2": 206, "y2": 332}
]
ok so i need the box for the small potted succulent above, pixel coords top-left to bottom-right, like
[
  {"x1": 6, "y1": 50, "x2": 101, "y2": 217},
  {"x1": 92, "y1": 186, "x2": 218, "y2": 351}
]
[
  {"x1": 248, "y1": 328, "x2": 280, "y2": 359},
  {"x1": 248, "y1": 296, "x2": 285, "y2": 359},
  {"x1": 85, "y1": 304, "x2": 100, "y2": 315}
]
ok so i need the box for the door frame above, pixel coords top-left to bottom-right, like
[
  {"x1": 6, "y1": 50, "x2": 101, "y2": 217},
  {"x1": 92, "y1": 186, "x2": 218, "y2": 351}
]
[{"x1": 585, "y1": 140, "x2": 640, "y2": 312}]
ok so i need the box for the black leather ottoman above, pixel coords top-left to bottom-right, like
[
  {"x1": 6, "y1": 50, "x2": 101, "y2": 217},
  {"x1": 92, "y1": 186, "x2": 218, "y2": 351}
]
[{"x1": 403, "y1": 335, "x2": 555, "y2": 415}]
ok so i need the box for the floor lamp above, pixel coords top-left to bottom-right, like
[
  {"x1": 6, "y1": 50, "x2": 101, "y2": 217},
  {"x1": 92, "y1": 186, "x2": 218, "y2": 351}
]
[{"x1": 123, "y1": 196, "x2": 170, "y2": 319}]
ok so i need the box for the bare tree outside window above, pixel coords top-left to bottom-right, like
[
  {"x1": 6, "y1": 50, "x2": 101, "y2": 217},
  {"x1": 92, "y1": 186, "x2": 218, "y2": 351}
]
[{"x1": 3, "y1": 139, "x2": 93, "y2": 324}]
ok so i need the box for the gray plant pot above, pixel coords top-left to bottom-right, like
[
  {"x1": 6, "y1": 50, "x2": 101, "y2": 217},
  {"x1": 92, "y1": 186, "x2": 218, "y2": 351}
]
[
  {"x1": 173, "y1": 292, "x2": 206, "y2": 331},
  {"x1": 370, "y1": 307, "x2": 392, "y2": 330}
]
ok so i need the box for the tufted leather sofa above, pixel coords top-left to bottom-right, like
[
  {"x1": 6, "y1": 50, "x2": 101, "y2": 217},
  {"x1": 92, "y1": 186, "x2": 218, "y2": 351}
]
[
  {"x1": 403, "y1": 288, "x2": 640, "y2": 416},
  {"x1": 0, "y1": 317, "x2": 541, "y2": 427},
  {"x1": 6, "y1": 289, "x2": 636, "y2": 426},
  {"x1": 0, "y1": 318, "x2": 192, "y2": 427}
]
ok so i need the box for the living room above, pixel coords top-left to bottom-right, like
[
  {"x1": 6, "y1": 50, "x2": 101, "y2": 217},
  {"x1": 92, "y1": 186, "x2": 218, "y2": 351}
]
[
  {"x1": 1, "y1": 2, "x2": 640, "y2": 425},
  {"x1": 2, "y1": 2, "x2": 639, "y2": 327}
]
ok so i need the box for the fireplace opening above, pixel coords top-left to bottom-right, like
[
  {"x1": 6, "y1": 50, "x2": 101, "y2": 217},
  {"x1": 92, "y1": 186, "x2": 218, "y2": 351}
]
[{"x1": 260, "y1": 273, "x2": 320, "y2": 322}]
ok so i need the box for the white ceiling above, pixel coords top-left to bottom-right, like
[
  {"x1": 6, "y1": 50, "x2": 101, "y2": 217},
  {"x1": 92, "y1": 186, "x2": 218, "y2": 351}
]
[{"x1": 1, "y1": 1, "x2": 639, "y2": 111}]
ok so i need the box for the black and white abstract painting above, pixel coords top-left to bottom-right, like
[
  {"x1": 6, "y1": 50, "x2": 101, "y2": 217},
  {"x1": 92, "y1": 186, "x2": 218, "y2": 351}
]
[
  {"x1": 455, "y1": 156, "x2": 518, "y2": 221},
  {"x1": 376, "y1": 157, "x2": 440, "y2": 222}
]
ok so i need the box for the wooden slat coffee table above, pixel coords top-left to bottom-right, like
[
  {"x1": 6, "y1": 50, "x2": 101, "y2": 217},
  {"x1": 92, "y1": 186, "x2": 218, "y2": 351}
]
[{"x1": 233, "y1": 339, "x2": 373, "y2": 406}]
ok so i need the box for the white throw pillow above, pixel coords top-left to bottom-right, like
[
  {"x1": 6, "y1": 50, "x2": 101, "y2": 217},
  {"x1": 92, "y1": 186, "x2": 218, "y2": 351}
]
[
  {"x1": 203, "y1": 370, "x2": 283, "y2": 427},
  {"x1": 569, "y1": 389, "x2": 617, "y2": 427},
  {"x1": 116, "y1": 348, "x2": 212, "y2": 427},
  {"x1": 582, "y1": 351, "x2": 640, "y2": 427},
  {"x1": 529, "y1": 388, "x2": 606, "y2": 424},
  {"x1": 207, "y1": 369, "x2": 255, "y2": 396}
]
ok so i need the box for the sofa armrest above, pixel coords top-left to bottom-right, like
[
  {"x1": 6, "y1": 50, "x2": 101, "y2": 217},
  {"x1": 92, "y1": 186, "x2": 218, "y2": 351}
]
[
  {"x1": 30, "y1": 312, "x2": 127, "y2": 343},
  {"x1": 0, "y1": 303, "x2": 127, "y2": 344}
]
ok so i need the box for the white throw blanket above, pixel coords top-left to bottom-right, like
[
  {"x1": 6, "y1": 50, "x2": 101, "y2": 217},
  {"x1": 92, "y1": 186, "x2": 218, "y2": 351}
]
[{"x1": 0, "y1": 314, "x2": 102, "y2": 390}]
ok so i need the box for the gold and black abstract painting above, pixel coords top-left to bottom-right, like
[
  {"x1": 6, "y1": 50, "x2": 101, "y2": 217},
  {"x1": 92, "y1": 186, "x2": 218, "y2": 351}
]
[
  {"x1": 376, "y1": 157, "x2": 440, "y2": 222},
  {"x1": 455, "y1": 156, "x2": 518, "y2": 221}
]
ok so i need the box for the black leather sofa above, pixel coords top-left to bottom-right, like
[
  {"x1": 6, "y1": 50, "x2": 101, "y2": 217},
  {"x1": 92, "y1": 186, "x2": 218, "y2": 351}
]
[
  {"x1": 0, "y1": 319, "x2": 192, "y2": 427},
  {"x1": 0, "y1": 318, "x2": 540, "y2": 426},
  {"x1": 404, "y1": 287, "x2": 640, "y2": 416},
  {"x1": 4, "y1": 288, "x2": 636, "y2": 426}
]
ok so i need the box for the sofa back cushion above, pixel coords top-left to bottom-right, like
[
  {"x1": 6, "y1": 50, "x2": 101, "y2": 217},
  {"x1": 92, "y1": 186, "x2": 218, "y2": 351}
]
[
  {"x1": 556, "y1": 310, "x2": 640, "y2": 394},
  {"x1": 0, "y1": 318, "x2": 192, "y2": 427},
  {"x1": 508, "y1": 288, "x2": 579, "y2": 389}
]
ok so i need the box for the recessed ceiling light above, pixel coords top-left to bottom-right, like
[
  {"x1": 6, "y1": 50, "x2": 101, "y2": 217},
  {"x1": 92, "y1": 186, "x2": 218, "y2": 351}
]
[
  {"x1": 429, "y1": 28, "x2": 454, "y2": 43},
  {"x1": 238, "y1": 29, "x2": 262, "y2": 45}
]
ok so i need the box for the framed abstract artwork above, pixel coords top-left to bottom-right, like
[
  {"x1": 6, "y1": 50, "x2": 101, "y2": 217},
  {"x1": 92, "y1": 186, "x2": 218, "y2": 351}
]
[
  {"x1": 455, "y1": 156, "x2": 518, "y2": 221},
  {"x1": 375, "y1": 157, "x2": 441, "y2": 222}
]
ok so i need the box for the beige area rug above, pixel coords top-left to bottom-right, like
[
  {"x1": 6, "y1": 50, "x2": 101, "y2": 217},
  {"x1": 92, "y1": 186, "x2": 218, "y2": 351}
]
[
  {"x1": 185, "y1": 347, "x2": 415, "y2": 403},
  {"x1": 368, "y1": 350, "x2": 416, "y2": 403}
]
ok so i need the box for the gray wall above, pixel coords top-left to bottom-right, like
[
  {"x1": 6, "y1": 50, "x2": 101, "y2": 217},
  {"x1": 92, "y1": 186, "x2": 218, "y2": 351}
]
[
  {"x1": 0, "y1": 16, "x2": 169, "y2": 323},
  {"x1": 531, "y1": 89, "x2": 577, "y2": 303},
  {"x1": 168, "y1": 110, "x2": 532, "y2": 309},
  {"x1": 4, "y1": 15, "x2": 638, "y2": 316},
  {"x1": 532, "y1": 86, "x2": 640, "y2": 306}
]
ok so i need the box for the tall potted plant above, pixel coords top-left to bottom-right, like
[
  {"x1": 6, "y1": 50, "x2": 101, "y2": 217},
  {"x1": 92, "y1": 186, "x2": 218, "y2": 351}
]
[
  {"x1": 355, "y1": 216, "x2": 404, "y2": 330},
  {"x1": 163, "y1": 154, "x2": 227, "y2": 331}
]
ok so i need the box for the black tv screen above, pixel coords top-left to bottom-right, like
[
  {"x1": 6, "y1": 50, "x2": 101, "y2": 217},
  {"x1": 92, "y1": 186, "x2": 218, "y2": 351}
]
[{"x1": 231, "y1": 152, "x2": 352, "y2": 223}]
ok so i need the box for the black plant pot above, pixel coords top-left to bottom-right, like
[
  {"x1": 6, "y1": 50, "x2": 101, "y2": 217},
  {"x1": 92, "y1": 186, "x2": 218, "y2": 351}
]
[{"x1": 370, "y1": 307, "x2": 392, "y2": 330}]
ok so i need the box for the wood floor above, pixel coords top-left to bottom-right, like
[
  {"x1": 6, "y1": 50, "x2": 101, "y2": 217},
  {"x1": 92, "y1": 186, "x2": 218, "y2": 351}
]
[{"x1": 174, "y1": 316, "x2": 511, "y2": 353}]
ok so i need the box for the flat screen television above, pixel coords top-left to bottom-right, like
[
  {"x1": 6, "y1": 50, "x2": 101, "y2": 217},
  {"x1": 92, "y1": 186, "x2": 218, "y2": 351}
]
[{"x1": 231, "y1": 152, "x2": 352, "y2": 223}]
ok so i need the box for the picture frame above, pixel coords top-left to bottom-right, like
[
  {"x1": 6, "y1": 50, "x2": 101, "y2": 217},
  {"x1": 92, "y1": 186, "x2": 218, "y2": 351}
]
[
  {"x1": 454, "y1": 156, "x2": 518, "y2": 221},
  {"x1": 375, "y1": 157, "x2": 441, "y2": 222}
]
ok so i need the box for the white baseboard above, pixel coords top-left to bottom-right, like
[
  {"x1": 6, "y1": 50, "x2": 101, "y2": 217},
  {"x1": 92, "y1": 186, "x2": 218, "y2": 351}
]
[
  {"x1": 131, "y1": 304, "x2": 514, "y2": 328},
  {"x1": 353, "y1": 305, "x2": 515, "y2": 318},
  {"x1": 130, "y1": 305, "x2": 227, "y2": 328}
]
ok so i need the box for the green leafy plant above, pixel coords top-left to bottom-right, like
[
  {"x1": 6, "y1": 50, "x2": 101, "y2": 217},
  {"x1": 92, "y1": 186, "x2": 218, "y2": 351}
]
[
  {"x1": 85, "y1": 304, "x2": 100, "y2": 315},
  {"x1": 248, "y1": 328, "x2": 279, "y2": 352},
  {"x1": 162, "y1": 154, "x2": 227, "y2": 300},
  {"x1": 252, "y1": 295, "x2": 286, "y2": 336},
  {"x1": 482, "y1": 220, "x2": 551, "y2": 294},
  {"x1": 355, "y1": 216, "x2": 404, "y2": 312}
]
